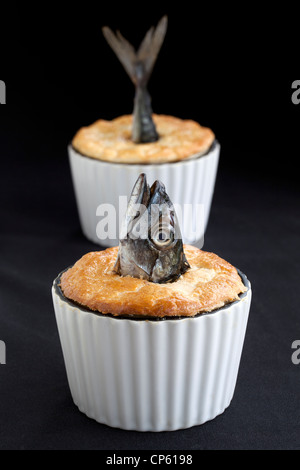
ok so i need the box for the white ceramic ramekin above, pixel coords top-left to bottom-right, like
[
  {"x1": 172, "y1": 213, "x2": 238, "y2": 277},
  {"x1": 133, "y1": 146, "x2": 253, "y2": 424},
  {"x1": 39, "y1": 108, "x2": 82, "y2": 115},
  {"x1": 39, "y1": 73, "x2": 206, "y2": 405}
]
[
  {"x1": 68, "y1": 142, "x2": 220, "y2": 247},
  {"x1": 52, "y1": 269, "x2": 251, "y2": 432}
]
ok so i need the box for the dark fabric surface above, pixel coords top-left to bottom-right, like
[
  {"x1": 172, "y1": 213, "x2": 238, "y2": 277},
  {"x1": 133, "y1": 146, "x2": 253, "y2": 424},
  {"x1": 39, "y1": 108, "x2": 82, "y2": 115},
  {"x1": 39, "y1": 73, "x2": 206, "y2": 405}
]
[{"x1": 1, "y1": 3, "x2": 300, "y2": 451}]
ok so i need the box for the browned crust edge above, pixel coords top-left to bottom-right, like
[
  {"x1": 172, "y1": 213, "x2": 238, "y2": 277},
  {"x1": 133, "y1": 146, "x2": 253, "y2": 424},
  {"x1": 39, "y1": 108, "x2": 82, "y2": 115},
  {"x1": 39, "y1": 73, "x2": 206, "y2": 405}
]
[
  {"x1": 60, "y1": 245, "x2": 247, "y2": 318},
  {"x1": 72, "y1": 114, "x2": 215, "y2": 164}
]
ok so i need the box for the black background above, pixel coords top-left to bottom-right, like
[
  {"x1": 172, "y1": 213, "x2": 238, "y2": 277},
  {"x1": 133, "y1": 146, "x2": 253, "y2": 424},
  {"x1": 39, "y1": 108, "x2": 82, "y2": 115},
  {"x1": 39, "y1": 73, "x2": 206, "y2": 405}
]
[{"x1": 0, "y1": 2, "x2": 300, "y2": 450}]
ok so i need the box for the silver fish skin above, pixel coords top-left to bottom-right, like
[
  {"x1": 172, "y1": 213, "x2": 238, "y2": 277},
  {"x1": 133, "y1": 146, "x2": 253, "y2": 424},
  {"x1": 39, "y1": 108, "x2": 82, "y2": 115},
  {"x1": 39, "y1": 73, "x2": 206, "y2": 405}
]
[
  {"x1": 102, "y1": 16, "x2": 168, "y2": 144},
  {"x1": 114, "y1": 174, "x2": 190, "y2": 283}
]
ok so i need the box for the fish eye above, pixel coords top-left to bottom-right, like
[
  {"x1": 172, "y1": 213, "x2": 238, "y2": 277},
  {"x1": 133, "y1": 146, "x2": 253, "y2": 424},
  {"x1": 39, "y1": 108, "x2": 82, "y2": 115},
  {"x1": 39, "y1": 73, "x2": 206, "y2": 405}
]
[{"x1": 150, "y1": 225, "x2": 174, "y2": 248}]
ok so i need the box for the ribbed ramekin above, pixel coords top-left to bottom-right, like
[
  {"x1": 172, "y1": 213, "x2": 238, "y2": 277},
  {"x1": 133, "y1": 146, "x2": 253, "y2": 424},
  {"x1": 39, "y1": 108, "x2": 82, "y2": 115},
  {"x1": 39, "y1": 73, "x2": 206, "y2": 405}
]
[
  {"x1": 52, "y1": 269, "x2": 251, "y2": 432},
  {"x1": 68, "y1": 142, "x2": 220, "y2": 247}
]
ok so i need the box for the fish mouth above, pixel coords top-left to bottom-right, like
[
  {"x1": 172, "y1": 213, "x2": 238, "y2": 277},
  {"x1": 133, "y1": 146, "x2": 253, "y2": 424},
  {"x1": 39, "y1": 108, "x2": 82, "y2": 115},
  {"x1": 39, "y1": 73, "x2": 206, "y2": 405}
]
[
  {"x1": 114, "y1": 173, "x2": 190, "y2": 284},
  {"x1": 120, "y1": 174, "x2": 179, "y2": 244}
]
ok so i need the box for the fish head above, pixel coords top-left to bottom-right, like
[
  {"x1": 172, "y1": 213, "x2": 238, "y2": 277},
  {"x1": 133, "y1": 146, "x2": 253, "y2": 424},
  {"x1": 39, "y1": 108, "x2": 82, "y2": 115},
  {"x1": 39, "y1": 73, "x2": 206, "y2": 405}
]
[{"x1": 114, "y1": 174, "x2": 190, "y2": 283}]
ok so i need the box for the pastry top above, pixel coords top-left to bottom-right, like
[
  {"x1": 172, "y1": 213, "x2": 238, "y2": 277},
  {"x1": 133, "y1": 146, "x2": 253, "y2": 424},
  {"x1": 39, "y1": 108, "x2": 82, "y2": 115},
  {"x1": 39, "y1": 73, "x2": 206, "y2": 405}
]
[
  {"x1": 60, "y1": 245, "x2": 247, "y2": 318},
  {"x1": 72, "y1": 114, "x2": 215, "y2": 164}
]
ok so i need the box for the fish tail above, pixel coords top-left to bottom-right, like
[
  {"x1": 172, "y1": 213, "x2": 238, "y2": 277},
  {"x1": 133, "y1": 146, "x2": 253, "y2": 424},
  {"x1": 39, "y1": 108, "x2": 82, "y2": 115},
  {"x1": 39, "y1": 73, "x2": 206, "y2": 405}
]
[
  {"x1": 136, "y1": 15, "x2": 168, "y2": 85},
  {"x1": 102, "y1": 16, "x2": 167, "y2": 86},
  {"x1": 102, "y1": 26, "x2": 137, "y2": 84},
  {"x1": 102, "y1": 16, "x2": 168, "y2": 143}
]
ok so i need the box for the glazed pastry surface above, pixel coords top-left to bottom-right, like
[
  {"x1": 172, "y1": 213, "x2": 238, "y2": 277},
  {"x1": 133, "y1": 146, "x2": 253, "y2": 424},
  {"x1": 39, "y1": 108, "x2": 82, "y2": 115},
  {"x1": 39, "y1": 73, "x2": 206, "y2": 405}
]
[
  {"x1": 72, "y1": 114, "x2": 215, "y2": 164},
  {"x1": 60, "y1": 245, "x2": 247, "y2": 318}
]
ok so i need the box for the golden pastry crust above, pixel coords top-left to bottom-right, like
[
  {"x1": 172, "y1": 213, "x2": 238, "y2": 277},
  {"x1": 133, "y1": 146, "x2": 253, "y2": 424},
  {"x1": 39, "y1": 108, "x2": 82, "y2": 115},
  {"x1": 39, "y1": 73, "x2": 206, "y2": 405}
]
[
  {"x1": 72, "y1": 114, "x2": 215, "y2": 164},
  {"x1": 60, "y1": 245, "x2": 247, "y2": 318}
]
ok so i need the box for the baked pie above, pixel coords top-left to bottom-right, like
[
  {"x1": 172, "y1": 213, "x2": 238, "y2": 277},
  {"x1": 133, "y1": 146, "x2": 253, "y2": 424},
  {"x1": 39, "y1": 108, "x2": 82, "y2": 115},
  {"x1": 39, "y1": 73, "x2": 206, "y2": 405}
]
[
  {"x1": 68, "y1": 16, "x2": 220, "y2": 246},
  {"x1": 52, "y1": 174, "x2": 251, "y2": 431}
]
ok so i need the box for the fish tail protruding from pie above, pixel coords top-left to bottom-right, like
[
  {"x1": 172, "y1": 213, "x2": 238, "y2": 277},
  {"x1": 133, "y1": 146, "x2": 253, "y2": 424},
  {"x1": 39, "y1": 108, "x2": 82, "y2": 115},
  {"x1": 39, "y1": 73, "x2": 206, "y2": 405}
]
[{"x1": 102, "y1": 16, "x2": 168, "y2": 144}]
